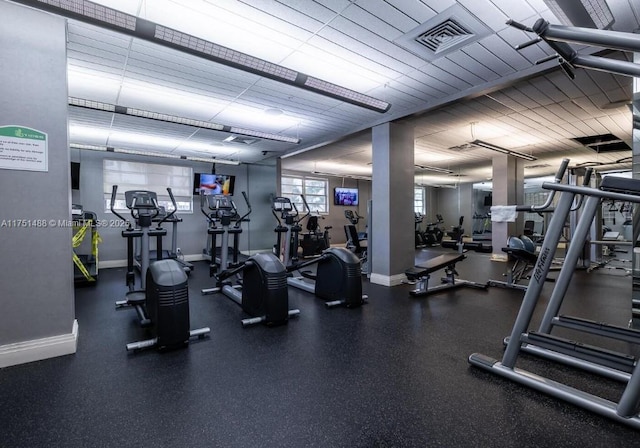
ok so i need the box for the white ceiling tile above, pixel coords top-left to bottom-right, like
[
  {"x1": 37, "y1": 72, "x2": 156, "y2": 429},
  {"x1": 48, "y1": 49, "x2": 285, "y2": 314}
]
[
  {"x1": 477, "y1": 34, "x2": 532, "y2": 71},
  {"x1": 446, "y1": 51, "x2": 500, "y2": 82},
  {"x1": 385, "y1": 0, "x2": 437, "y2": 23},
  {"x1": 58, "y1": 0, "x2": 638, "y2": 180},
  {"x1": 340, "y1": 4, "x2": 405, "y2": 40},
  {"x1": 461, "y1": 43, "x2": 515, "y2": 77},
  {"x1": 364, "y1": 0, "x2": 421, "y2": 31},
  {"x1": 457, "y1": 0, "x2": 510, "y2": 32}
]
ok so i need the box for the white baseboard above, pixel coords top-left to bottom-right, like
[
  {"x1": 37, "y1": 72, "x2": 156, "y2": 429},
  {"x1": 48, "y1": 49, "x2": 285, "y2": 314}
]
[
  {"x1": 100, "y1": 254, "x2": 208, "y2": 269},
  {"x1": 99, "y1": 250, "x2": 275, "y2": 269},
  {"x1": 369, "y1": 273, "x2": 407, "y2": 287},
  {"x1": 243, "y1": 249, "x2": 273, "y2": 256},
  {"x1": 0, "y1": 320, "x2": 78, "y2": 369}
]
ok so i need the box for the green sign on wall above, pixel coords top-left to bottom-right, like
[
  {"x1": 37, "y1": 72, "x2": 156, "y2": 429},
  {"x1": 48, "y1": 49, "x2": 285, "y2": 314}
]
[{"x1": 0, "y1": 125, "x2": 48, "y2": 172}]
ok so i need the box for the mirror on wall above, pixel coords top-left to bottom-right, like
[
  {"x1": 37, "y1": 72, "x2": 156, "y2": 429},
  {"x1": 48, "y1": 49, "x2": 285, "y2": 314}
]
[{"x1": 472, "y1": 182, "x2": 492, "y2": 243}]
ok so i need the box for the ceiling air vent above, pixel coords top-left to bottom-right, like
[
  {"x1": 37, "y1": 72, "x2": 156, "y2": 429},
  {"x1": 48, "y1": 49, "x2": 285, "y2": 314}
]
[
  {"x1": 572, "y1": 133, "x2": 631, "y2": 153},
  {"x1": 448, "y1": 143, "x2": 478, "y2": 151},
  {"x1": 394, "y1": 4, "x2": 491, "y2": 61},
  {"x1": 416, "y1": 19, "x2": 473, "y2": 54},
  {"x1": 223, "y1": 135, "x2": 259, "y2": 145}
]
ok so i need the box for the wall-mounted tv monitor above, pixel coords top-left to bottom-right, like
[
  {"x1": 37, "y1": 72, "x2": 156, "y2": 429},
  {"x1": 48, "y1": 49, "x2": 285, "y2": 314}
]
[
  {"x1": 71, "y1": 162, "x2": 80, "y2": 190},
  {"x1": 193, "y1": 173, "x2": 235, "y2": 196},
  {"x1": 334, "y1": 187, "x2": 359, "y2": 206}
]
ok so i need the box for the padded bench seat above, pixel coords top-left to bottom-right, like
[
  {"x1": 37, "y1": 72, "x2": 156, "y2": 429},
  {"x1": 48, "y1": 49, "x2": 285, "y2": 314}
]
[
  {"x1": 406, "y1": 253, "x2": 466, "y2": 279},
  {"x1": 405, "y1": 253, "x2": 487, "y2": 297}
]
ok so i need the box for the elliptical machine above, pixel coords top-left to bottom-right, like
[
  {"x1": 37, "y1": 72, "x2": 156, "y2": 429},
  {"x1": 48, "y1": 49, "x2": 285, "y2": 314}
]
[
  {"x1": 273, "y1": 195, "x2": 368, "y2": 309},
  {"x1": 201, "y1": 192, "x2": 300, "y2": 327},
  {"x1": 111, "y1": 186, "x2": 210, "y2": 351}
]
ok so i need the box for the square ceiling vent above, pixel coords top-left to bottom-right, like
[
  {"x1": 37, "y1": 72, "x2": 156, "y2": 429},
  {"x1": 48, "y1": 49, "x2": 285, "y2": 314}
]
[
  {"x1": 394, "y1": 4, "x2": 492, "y2": 62},
  {"x1": 223, "y1": 135, "x2": 259, "y2": 145}
]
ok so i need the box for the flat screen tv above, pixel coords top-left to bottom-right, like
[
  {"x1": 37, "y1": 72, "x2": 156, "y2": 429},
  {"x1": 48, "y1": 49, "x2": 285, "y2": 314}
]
[
  {"x1": 194, "y1": 173, "x2": 235, "y2": 196},
  {"x1": 334, "y1": 187, "x2": 359, "y2": 206}
]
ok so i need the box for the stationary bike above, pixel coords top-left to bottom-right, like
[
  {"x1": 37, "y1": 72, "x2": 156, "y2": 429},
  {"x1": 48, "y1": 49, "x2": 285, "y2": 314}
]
[
  {"x1": 111, "y1": 186, "x2": 209, "y2": 351},
  {"x1": 300, "y1": 214, "x2": 331, "y2": 257}
]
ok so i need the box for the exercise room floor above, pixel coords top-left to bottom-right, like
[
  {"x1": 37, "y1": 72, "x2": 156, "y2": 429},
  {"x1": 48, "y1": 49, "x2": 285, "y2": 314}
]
[{"x1": 2, "y1": 248, "x2": 639, "y2": 447}]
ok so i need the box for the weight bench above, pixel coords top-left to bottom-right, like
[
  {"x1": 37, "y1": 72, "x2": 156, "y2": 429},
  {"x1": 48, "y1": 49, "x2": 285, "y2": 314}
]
[
  {"x1": 405, "y1": 253, "x2": 488, "y2": 297},
  {"x1": 441, "y1": 239, "x2": 493, "y2": 253}
]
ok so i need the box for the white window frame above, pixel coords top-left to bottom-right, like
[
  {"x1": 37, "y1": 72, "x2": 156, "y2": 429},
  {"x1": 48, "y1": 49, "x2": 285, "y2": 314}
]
[
  {"x1": 281, "y1": 175, "x2": 329, "y2": 214},
  {"x1": 103, "y1": 159, "x2": 194, "y2": 213},
  {"x1": 414, "y1": 186, "x2": 425, "y2": 214}
]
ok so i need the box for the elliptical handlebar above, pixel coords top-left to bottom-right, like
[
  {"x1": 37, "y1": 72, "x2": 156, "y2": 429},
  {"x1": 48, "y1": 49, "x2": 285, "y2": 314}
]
[
  {"x1": 299, "y1": 194, "x2": 312, "y2": 224},
  {"x1": 233, "y1": 191, "x2": 252, "y2": 228},
  {"x1": 110, "y1": 185, "x2": 131, "y2": 227},
  {"x1": 156, "y1": 187, "x2": 178, "y2": 227},
  {"x1": 200, "y1": 193, "x2": 215, "y2": 224}
]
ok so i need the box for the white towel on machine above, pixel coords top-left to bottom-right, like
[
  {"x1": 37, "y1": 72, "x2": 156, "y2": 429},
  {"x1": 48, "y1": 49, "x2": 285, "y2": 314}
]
[{"x1": 491, "y1": 205, "x2": 517, "y2": 222}]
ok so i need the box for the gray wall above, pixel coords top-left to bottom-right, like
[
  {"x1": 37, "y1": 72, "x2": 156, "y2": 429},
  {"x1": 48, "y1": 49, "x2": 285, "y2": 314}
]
[
  {"x1": 246, "y1": 163, "x2": 279, "y2": 252},
  {"x1": 72, "y1": 148, "x2": 278, "y2": 261},
  {"x1": 0, "y1": 2, "x2": 74, "y2": 344}
]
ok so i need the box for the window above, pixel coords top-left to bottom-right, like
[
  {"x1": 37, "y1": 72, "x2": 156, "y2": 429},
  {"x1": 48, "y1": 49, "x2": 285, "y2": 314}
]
[
  {"x1": 281, "y1": 175, "x2": 328, "y2": 213},
  {"x1": 414, "y1": 186, "x2": 424, "y2": 213},
  {"x1": 104, "y1": 159, "x2": 193, "y2": 213}
]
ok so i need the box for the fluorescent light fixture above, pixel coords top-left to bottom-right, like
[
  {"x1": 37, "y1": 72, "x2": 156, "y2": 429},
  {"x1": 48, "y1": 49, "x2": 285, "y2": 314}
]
[
  {"x1": 310, "y1": 171, "x2": 372, "y2": 181},
  {"x1": 471, "y1": 140, "x2": 537, "y2": 161},
  {"x1": 70, "y1": 143, "x2": 241, "y2": 165},
  {"x1": 68, "y1": 97, "x2": 115, "y2": 112},
  {"x1": 69, "y1": 97, "x2": 300, "y2": 144},
  {"x1": 415, "y1": 164, "x2": 454, "y2": 174},
  {"x1": 303, "y1": 77, "x2": 390, "y2": 112},
  {"x1": 16, "y1": 0, "x2": 390, "y2": 112},
  {"x1": 227, "y1": 127, "x2": 300, "y2": 144}
]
